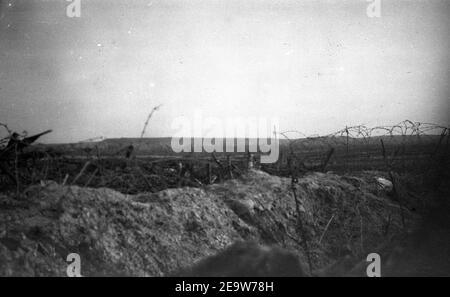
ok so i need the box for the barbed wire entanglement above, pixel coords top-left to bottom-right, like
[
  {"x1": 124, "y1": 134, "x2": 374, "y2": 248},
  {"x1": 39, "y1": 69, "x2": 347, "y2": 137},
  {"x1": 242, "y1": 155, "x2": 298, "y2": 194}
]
[
  {"x1": 1, "y1": 120, "x2": 449, "y2": 194},
  {"x1": 272, "y1": 120, "x2": 449, "y2": 175}
]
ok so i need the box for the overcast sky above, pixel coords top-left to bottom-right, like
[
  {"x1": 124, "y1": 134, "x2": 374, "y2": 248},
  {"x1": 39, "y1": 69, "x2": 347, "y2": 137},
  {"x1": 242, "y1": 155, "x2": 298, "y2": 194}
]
[{"x1": 0, "y1": 0, "x2": 449, "y2": 143}]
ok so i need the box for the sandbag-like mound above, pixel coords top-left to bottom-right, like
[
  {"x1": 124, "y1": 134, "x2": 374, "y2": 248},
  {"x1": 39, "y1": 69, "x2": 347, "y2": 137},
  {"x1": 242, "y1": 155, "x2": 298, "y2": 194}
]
[{"x1": 0, "y1": 170, "x2": 417, "y2": 276}]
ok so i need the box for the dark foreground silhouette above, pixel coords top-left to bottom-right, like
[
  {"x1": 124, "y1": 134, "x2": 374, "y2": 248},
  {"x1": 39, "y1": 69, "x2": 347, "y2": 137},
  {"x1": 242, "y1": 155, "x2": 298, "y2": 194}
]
[{"x1": 171, "y1": 241, "x2": 307, "y2": 277}]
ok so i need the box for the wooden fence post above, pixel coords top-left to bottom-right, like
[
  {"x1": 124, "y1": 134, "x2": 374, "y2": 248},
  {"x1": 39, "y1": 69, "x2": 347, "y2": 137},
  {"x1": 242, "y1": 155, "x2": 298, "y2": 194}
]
[
  {"x1": 207, "y1": 162, "x2": 212, "y2": 184},
  {"x1": 227, "y1": 155, "x2": 233, "y2": 179},
  {"x1": 247, "y1": 152, "x2": 254, "y2": 170}
]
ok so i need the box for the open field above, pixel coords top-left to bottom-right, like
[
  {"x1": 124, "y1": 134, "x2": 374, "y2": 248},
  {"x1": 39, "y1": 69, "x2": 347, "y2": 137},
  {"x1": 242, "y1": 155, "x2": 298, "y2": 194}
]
[{"x1": 1, "y1": 132, "x2": 447, "y2": 194}]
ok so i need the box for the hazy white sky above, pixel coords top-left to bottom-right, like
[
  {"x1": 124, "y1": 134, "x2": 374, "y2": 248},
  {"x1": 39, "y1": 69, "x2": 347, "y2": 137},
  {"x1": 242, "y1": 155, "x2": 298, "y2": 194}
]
[{"x1": 0, "y1": 0, "x2": 449, "y2": 142}]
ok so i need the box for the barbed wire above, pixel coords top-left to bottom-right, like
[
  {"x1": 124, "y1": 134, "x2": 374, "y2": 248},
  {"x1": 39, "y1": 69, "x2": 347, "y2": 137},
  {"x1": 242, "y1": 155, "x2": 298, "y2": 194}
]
[
  {"x1": 279, "y1": 120, "x2": 449, "y2": 151},
  {"x1": 330, "y1": 120, "x2": 448, "y2": 138}
]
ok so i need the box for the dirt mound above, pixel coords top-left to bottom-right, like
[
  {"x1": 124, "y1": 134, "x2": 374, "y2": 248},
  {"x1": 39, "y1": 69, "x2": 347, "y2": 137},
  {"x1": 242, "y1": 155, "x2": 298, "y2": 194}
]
[{"x1": 0, "y1": 170, "x2": 417, "y2": 276}]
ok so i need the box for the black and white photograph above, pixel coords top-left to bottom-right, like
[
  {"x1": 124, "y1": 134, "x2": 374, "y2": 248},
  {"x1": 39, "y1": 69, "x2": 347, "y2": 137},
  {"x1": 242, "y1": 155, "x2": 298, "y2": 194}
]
[{"x1": 0, "y1": 0, "x2": 449, "y2": 283}]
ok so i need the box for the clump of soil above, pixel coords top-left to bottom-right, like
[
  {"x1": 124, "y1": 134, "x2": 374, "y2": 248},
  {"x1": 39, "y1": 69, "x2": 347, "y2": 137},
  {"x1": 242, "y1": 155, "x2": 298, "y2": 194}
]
[{"x1": 0, "y1": 169, "x2": 418, "y2": 276}]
